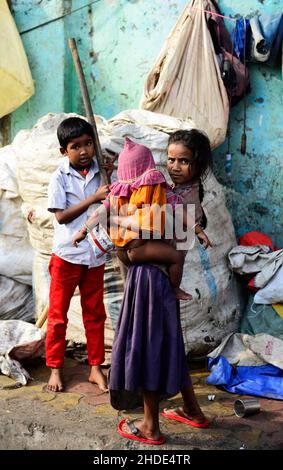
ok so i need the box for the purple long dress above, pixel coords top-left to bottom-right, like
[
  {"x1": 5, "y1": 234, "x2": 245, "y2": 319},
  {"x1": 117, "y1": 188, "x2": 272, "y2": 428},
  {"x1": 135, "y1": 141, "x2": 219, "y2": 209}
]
[{"x1": 109, "y1": 264, "x2": 190, "y2": 397}]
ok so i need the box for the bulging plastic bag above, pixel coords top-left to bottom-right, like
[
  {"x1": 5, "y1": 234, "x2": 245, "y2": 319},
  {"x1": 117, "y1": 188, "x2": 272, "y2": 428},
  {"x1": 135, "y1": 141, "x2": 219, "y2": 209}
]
[
  {"x1": 140, "y1": 0, "x2": 229, "y2": 149},
  {"x1": 0, "y1": 0, "x2": 34, "y2": 118}
]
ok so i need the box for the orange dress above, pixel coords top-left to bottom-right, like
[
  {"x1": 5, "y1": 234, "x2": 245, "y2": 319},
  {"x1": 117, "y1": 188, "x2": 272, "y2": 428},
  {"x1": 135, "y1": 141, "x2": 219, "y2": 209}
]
[{"x1": 108, "y1": 184, "x2": 167, "y2": 247}]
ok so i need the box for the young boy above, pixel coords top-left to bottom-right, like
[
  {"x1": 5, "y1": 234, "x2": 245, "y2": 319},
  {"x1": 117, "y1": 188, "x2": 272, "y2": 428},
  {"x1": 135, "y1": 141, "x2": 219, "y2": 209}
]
[{"x1": 46, "y1": 117, "x2": 112, "y2": 393}]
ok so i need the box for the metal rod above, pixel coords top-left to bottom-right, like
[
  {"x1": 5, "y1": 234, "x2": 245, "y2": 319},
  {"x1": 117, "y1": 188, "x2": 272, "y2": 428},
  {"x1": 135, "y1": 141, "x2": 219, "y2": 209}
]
[{"x1": 68, "y1": 38, "x2": 124, "y2": 278}]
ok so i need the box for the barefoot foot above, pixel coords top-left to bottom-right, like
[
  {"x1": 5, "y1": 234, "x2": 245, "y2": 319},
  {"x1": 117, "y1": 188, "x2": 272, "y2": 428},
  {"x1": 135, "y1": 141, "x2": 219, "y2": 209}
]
[
  {"x1": 89, "y1": 365, "x2": 108, "y2": 392},
  {"x1": 173, "y1": 287, "x2": 193, "y2": 301},
  {"x1": 46, "y1": 368, "x2": 64, "y2": 392}
]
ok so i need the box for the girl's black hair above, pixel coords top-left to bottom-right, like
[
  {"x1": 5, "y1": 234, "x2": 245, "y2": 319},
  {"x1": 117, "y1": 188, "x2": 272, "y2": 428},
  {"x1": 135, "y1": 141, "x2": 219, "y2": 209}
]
[
  {"x1": 168, "y1": 129, "x2": 212, "y2": 229},
  {"x1": 167, "y1": 129, "x2": 212, "y2": 180},
  {"x1": 57, "y1": 117, "x2": 95, "y2": 149}
]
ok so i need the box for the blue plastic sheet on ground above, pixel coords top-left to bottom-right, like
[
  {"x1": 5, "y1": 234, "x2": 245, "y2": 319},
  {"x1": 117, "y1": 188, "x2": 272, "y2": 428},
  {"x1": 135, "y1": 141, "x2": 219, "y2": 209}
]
[{"x1": 206, "y1": 355, "x2": 283, "y2": 400}]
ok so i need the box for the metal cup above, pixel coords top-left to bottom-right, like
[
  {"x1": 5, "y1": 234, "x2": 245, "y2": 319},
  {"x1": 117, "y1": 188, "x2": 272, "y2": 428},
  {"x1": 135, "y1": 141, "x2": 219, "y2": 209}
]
[{"x1": 234, "y1": 398, "x2": 260, "y2": 418}]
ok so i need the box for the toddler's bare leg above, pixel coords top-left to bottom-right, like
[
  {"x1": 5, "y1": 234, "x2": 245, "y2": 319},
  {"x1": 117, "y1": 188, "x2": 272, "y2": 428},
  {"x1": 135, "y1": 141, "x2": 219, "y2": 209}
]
[
  {"x1": 116, "y1": 240, "x2": 146, "y2": 267},
  {"x1": 127, "y1": 241, "x2": 192, "y2": 300}
]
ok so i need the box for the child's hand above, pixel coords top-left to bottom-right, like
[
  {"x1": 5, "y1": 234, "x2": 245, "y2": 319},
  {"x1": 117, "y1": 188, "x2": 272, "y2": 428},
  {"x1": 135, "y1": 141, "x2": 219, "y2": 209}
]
[
  {"x1": 73, "y1": 228, "x2": 87, "y2": 247},
  {"x1": 197, "y1": 230, "x2": 212, "y2": 249},
  {"x1": 94, "y1": 185, "x2": 110, "y2": 202},
  {"x1": 102, "y1": 149, "x2": 118, "y2": 179}
]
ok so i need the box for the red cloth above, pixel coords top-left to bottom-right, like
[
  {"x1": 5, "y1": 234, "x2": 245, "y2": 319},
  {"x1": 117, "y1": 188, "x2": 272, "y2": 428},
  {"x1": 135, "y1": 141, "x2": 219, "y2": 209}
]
[
  {"x1": 239, "y1": 231, "x2": 274, "y2": 251},
  {"x1": 46, "y1": 254, "x2": 106, "y2": 368},
  {"x1": 239, "y1": 231, "x2": 274, "y2": 292}
]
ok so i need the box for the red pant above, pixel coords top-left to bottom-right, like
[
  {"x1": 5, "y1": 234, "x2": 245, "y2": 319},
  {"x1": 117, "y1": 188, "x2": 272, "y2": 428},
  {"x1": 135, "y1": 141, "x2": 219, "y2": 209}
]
[{"x1": 46, "y1": 254, "x2": 106, "y2": 368}]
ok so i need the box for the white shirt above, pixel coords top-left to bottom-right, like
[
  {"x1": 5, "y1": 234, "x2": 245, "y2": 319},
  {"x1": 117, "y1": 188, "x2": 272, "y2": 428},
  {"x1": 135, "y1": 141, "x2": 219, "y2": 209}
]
[{"x1": 48, "y1": 158, "x2": 105, "y2": 267}]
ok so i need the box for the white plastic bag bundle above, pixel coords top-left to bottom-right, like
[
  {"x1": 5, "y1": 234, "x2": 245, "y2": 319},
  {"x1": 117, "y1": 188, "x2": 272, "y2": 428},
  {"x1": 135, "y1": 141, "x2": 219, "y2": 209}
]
[
  {"x1": 179, "y1": 172, "x2": 244, "y2": 355},
  {"x1": 0, "y1": 320, "x2": 45, "y2": 384},
  {"x1": 0, "y1": 145, "x2": 33, "y2": 285},
  {"x1": 14, "y1": 113, "x2": 72, "y2": 254},
  {"x1": 0, "y1": 276, "x2": 33, "y2": 322},
  {"x1": 254, "y1": 265, "x2": 283, "y2": 304},
  {"x1": 140, "y1": 0, "x2": 229, "y2": 149},
  {"x1": 209, "y1": 332, "x2": 283, "y2": 370},
  {"x1": 104, "y1": 108, "x2": 196, "y2": 165}
]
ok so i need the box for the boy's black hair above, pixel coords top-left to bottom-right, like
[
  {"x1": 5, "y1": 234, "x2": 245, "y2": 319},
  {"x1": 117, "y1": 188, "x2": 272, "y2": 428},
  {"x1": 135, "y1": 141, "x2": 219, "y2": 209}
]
[
  {"x1": 167, "y1": 129, "x2": 212, "y2": 180},
  {"x1": 57, "y1": 117, "x2": 95, "y2": 149}
]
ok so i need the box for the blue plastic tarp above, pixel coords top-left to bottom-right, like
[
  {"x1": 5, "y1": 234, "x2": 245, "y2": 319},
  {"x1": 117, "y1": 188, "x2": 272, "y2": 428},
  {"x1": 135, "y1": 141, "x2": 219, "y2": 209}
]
[{"x1": 206, "y1": 355, "x2": 283, "y2": 400}]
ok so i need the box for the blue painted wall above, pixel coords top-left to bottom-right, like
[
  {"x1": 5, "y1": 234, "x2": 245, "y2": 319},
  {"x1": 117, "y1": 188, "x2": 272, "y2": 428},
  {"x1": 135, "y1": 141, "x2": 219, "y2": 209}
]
[
  {"x1": 10, "y1": 0, "x2": 66, "y2": 133},
  {"x1": 10, "y1": 0, "x2": 283, "y2": 245},
  {"x1": 213, "y1": 1, "x2": 283, "y2": 249}
]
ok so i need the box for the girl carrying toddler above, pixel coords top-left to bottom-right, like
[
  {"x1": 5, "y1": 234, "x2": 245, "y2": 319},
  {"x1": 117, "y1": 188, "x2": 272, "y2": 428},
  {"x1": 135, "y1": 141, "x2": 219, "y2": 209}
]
[{"x1": 73, "y1": 136, "x2": 211, "y2": 299}]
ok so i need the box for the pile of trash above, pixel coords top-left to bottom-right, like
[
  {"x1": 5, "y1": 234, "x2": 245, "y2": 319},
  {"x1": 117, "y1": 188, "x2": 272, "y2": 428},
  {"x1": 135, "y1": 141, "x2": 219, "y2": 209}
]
[{"x1": 207, "y1": 231, "x2": 283, "y2": 399}]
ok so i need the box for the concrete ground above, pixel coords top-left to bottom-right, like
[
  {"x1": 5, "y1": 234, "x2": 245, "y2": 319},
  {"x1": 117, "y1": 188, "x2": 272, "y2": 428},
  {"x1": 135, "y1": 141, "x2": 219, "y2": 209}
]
[{"x1": 0, "y1": 357, "x2": 283, "y2": 451}]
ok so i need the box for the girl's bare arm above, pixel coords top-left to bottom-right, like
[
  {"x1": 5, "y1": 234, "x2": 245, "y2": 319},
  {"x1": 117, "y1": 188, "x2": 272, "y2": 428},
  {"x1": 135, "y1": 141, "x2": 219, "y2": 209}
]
[{"x1": 180, "y1": 206, "x2": 212, "y2": 249}]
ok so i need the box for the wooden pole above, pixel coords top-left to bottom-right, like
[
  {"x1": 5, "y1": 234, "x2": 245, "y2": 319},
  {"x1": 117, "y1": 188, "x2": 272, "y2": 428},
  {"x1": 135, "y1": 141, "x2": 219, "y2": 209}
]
[
  {"x1": 68, "y1": 38, "x2": 109, "y2": 184},
  {"x1": 68, "y1": 38, "x2": 123, "y2": 277},
  {"x1": 35, "y1": 305, "x2": 48, "y2": 328}
]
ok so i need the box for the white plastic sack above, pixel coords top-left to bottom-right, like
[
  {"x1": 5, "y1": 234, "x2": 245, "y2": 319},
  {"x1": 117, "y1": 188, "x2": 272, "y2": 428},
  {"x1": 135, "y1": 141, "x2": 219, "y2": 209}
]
[
  {"x1": 0, "y1": 320, "x2": 45, "y2": 384},
  {"x1": 104, "y1": 108, "x2": 196, "y2": 166},
  {"x1": 0, "y1": 276, "x2": 34, "y2": 322},
  {"x1": 0, "y1": 145, "x2": 33, "y2": 285},
  {"x1": 229, "y1": 245, "x2": 283, "y2": 288},
  {"x1": 14, "y1": 113, "x2": 73, "y2": 254},
  {"x1": 178, "y1": 172, "x2": 243, "y2": 355},
  {"x1": 140, "y1": 0, "x2": 229, "y2": 149},
  {"x1": 208, "y1": 332, "x2": 283, "y2": 370},
  {"x1": 254, "y1": 265, "x2": 283, "y2": 304},
  {"x1": 0, "y1": 237, "x2": 33, "y2": 285},
  {"x1": 228, "y1": 245, "x2": 273, "y2": 275}
]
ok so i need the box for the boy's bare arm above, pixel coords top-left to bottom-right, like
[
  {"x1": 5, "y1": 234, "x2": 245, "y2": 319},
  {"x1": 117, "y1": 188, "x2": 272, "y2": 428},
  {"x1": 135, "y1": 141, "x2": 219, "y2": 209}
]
[
  {"x1": 72, "y1": 204, "x2": 110, "y2": 246},
  {"x1": 54, "y1": 185, "x2": 109, "y2": 225}
]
